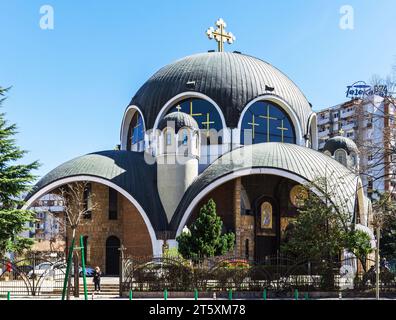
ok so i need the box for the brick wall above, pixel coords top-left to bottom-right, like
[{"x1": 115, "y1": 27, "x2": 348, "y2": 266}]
[{"x1": 66, "y1": 182, "x2": 152, "y2": 273}]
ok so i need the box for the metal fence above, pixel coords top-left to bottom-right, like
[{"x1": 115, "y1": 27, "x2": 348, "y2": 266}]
[
  {"x1": 0, "y1": 252, "x2": 71, "y2": 296},
  {"x1": 121, "y1": 254, "x2": 396, "y2": 295}
]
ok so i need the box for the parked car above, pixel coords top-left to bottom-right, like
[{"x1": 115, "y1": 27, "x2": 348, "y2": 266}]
[
  {"x1": 27, "y1": 262, "x2": 82, "y2": 278},
  {"x1": 79, "y1": 267, "x2": 95, "y2": 277}
]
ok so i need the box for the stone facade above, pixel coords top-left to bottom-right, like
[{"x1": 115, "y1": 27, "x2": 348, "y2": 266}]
[{"x1": 65, "y1": 182, "x2": 152, "y2": 273}]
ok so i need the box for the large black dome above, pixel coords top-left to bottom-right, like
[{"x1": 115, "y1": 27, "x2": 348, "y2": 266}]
[{"x1": 129, "y1": 52, "x2": 313, "y2": 132}]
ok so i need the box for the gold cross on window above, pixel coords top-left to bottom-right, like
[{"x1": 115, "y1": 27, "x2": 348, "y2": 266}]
[
  {"x1": 248, "y1": 114, "x2": 259, "y2": 140},
  {"x1": 189, "y1": 100, "x2": 202, "y2": 118},
  {"x1": 202, "y1": 113, "x2": 215, "y2": 137},
  {"x1": 206, "y1": 18, "x2": 236, "y2": 52},
  {"x1": 259, "y1": 105, "x2": 277, "y2": 142},
  {"x1": 175, "y1": 104, "x2": 182, "y2": 113},
  {"x1": 276, "y1": 119, "x2": 288, "y2": 142}
]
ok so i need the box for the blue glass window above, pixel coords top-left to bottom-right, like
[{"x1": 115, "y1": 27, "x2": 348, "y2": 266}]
[
  {"x1": 127, "y1": 112, "x2": 144, "y2": 151},
  {"x1": 240, "y1": 101, "x2": 295, "y2": 144},
  {"x1": 166, "y1": 98, "x2": 223, "y2": 138}
]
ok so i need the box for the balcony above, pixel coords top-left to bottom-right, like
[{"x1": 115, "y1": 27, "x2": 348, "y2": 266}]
[
  {"x1": 318, "y1": 129, "x2": 330, "y2": 137},
  {"x1": 341, "y1": 109, "x2": 355, "y2": 119},
  {"x1": 318, "y1": 117, "x2": 330, "y2": 125},
  {"x1": 341, "y1": 123, "x2": 355, "y2": 131}
]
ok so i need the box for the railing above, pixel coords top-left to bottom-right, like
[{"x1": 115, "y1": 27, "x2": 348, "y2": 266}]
[
  {"x1": 121, "y1": 255, "x2": 395, "y2": 296},
  {"x1": 0, "y1": 252, "x2": 72, "y2": 296}
]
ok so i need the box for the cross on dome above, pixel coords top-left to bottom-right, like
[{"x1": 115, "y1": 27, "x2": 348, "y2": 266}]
[{"x1": 206, "y1": 18, "x2": 236, "y2": 52}]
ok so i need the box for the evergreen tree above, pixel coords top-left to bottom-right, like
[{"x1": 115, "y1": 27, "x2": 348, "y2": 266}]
[
  {"x1": 380, "y1": 220, "x2": 396, "y2": 262},
  {"x1": 0, "y1": 87, "x2": 39, "y2": 256},
  {"x1": 177, "y1": 199, "x2": 235, "y2": 261}
]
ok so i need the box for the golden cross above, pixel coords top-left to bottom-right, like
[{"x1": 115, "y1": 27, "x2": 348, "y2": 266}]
[
  {"x1": 248, "y1": 114, "x2": 259, "y2": 140},
  {"x1": 189, "y1": 100, "x2": 202, "y2": 118},
  {"x1": 276, "y1": 119, "x2": 288, "y2": 142},
  {"x1": 175, "y1": 104, "x2": 182, "y2": 113},
  {"x1": 259, "y1": 105, "x2": 277, "y2": 142},
  {"x1": 202, "y1": 113, "x2": 215, "y2": 137},
  {"x1": 339, "y1": 128, "x2": 345, "y2": 135},
  {"x1": 206, "y1": 18, "x2": 236, "y2": 52}
]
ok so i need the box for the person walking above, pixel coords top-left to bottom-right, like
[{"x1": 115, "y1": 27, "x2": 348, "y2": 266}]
[{"x1": 93, "y1": 266, "x2": 101, "y2": 292}]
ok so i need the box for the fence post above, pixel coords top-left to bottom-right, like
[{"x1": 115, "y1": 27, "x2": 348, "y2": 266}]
[
  {"x1": 194, "y1": 288, "x2": 198, "y2": 300},
  {"x1": 79, "y1": 235, "x2": 88, "y2": 300},
  {"x1": 228, "y1": 289, "x2": 233, "y2": 300},
  {"x1": 7, "y1": 292, "x2": 10, "y2": 300},
  {"x1": 263, "y1": 288, "x2": 267, "y2": 300},
  {"x1": 294, "y1": 289, "x2": 298, "y2": 300},
  {"x1": 304, "y1": 292, "x2": 309, "y2": 300},
  {"x1": 164, "y1": 289, "x2": 168, "y2": 300},
  {"x1": 119, "y1": 244, "x2": 126, "y2": 298},
  {"x1": 129, "y1": 290, "x2": 133, "y2": 300},
  {"x1": 62, "y1": 236, "x2": 75, "y2": 300}
]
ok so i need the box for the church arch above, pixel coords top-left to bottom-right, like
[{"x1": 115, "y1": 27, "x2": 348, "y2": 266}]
[
  {"x1": 175, "y1": 167, "x2": 356, "y2": 237},
  {"x1": 307, "y1": 113, "x2": 318, "y2": 150},
  {"x1": 153, "y1": 91, "x2": 227, "y2": 145},
  {"x1": 237, "y1": 95, "x2": 304, "y2": 146},
  {"x1": 120, "y1": 106, "x2": 146, "y2": 151},
  {"x1": 22, "y1": 175, "x2": 161, "y2": 256},
  {"x1": 105, "y1": 235, "x2": 121, "y2": 275}
]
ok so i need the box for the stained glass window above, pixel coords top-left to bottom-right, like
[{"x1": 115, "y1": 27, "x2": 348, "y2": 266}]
[
  {"x1": 240, "y1": 101, "x2": 295, "y2": 144},
  {"x1": 166, "y1": 98, "x2": 223, "y2": 144},
  {"x1": 127, "y1": 112, "x2": 144, "y2": 151}
]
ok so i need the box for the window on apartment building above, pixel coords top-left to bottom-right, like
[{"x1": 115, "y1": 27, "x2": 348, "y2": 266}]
[
  {"x1": 333, "y1": 112, "x2": 339, "y2": 118},
  {"x1": 347, "y1": 132, "x2": 354, "y2": 138},
  {"x1": 83, "y1": 183, "x2": 92, "y2": 219},
  {"x1": 368, "y1": 154, "x2": 373, "y2": 161},
  {"x1": 109, "y1": 187, "x2": 118, "y2": 220}
]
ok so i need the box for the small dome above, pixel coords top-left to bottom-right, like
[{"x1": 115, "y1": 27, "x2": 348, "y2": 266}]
[
  {"x1": 323, "y1": 136, "x2": 359, "y2": 155},
  {"x1": 158, "y1": 112, "x2": 199, "y2": 132}
]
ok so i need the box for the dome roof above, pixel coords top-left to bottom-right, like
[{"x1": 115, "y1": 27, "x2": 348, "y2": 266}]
[
  {"x1": 26, "y1": 151, "x2": 168, "y2": 231},
  {"x1": 170, "y1": 143, "x2": 359, "y2": 231},
  {"x1": 158, "y1": 112, "x2": 199, "y2": 132},
  {"x1": 129, "y1": 52, "x2": 313, "y2": 132},
  {"x1": 323, "y1": 136, "x2": 359, "y2": 155}
]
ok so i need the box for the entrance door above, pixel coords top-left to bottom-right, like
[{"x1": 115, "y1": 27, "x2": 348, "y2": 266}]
[
  {"x1": 254, "y1": 197, "x2": 279, "y2": 262},
  {"x1": 105, "y1": 236, "x2": 120, "y2": 275}
]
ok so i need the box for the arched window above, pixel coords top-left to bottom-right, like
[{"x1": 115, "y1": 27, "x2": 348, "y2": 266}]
[
  {"x1": 240, "y1": 101, "x2": 296, "y2": 144},
  {"x1": 165, "y1": 98, "x2": 223, "y2": 144},
  {"x1": 335, "y1": 149, "x2": 347, "y2": 166},
  {"x1": 180, "y1": 128, "x2": 189, "y2": 146},
  {"x1": 127, "y1": 112, "x2": 144, "y2": 151}
]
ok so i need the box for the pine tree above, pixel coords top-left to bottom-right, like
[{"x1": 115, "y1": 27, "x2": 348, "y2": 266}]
[
  {"x1": 0, "y1": 87, "x2": 39, "y2": 256},
  {"x1": 177, "y1": 199, "x2": 235, "y2": 261}
]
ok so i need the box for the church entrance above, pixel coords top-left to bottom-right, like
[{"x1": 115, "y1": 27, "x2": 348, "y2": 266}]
[
  {"x1": 254, "y1": 196, "x2": 280, "y2": 262},
  {"x1": 105, "y1": 236, "x2": 120, "y2": 275}
]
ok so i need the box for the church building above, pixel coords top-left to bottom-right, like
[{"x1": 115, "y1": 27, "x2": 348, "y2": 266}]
[{"x1": 24, "y1": 19, "x2": 373, "y2": 275}]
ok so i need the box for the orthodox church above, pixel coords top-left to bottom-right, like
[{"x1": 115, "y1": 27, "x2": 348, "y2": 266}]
[{"x1": 24, "y1": 19, "x2": 373, "y2": 274}]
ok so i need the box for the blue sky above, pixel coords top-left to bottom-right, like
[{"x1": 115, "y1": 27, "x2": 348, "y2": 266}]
[{"x1": 1, "y1": 0, "x2": 395, "y2": 179}]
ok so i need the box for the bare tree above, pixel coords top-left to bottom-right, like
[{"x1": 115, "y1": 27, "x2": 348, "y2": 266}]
[{"x1": 58, "y1": 181, "x2": 98, "y2": 299}]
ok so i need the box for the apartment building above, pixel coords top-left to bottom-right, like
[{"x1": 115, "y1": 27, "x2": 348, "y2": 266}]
[{"x1": 317, "y1": 95, "x2": 396, "y2": 198}]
